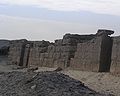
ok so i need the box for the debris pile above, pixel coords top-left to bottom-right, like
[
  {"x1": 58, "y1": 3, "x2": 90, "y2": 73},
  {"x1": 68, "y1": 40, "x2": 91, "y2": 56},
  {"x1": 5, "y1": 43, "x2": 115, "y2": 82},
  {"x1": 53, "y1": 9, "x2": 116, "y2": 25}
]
[{"x1": 0, "y1": 71, "x2": 111, "y2": 96}]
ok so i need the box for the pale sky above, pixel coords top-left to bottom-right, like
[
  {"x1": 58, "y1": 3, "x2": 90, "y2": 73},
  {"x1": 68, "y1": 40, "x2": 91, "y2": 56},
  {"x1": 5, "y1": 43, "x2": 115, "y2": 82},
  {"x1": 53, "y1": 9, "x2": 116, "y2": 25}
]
[{"x1": 0, "y1": 0, "x2": 120, "y2": 41}]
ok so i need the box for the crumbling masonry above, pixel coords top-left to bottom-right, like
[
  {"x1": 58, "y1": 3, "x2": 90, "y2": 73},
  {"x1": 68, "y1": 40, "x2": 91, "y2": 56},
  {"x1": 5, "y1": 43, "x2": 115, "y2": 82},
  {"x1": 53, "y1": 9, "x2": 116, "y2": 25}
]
[{"x1": 1, "y1": 29, "x2": 120, "y2": 74}]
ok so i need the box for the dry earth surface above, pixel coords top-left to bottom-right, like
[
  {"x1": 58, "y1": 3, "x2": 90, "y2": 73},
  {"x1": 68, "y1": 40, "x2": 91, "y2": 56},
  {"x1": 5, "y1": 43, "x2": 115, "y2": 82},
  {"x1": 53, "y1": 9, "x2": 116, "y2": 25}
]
[
  {"x1": 62, "y1": 70, "x2": 120, "y2": 96},
  {"x1": 0, "y1": 71, "x2": 107, "y2": 96},
  {"x1": 0, "y1": 60, "x2": 118, "y2": 96}
]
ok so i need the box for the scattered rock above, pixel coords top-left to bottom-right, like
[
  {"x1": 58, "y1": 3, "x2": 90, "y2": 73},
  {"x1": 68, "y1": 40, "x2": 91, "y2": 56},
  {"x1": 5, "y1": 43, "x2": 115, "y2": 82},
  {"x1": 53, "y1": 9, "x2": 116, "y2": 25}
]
[
  {"x1": 31, "y1": 85, "x2": 36, "y2": 89},
  {"x1": 27, "y1": 67, "x2": 38, "y2": 72},
  {"x1": 0, "y1": 71, "x2": 109, "y2": 96},
  {"x1": 54, "y1": 67, "x2": 63, "y2": 72}
]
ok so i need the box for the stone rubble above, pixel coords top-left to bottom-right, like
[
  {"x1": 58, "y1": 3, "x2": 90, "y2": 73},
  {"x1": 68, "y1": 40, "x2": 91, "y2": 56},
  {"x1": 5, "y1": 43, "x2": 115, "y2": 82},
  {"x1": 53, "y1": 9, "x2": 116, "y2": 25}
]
[{"x1": 0, "y1": 71, "x2": 112, "y2": 96}]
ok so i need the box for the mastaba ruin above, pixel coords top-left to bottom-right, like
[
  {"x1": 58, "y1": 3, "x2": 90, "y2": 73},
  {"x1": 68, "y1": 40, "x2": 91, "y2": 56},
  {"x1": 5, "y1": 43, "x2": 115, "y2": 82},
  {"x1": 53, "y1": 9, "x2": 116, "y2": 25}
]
[{"x1": 0, "y1": 29, "x2": 120, "y2": 74}]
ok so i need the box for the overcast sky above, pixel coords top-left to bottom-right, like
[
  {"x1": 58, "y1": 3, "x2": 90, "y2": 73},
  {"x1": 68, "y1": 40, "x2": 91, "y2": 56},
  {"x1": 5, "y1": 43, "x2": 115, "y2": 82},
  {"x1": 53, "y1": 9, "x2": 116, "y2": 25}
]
[{"x1": 0, "y1": 0, "x2": 120, "y2": 41}]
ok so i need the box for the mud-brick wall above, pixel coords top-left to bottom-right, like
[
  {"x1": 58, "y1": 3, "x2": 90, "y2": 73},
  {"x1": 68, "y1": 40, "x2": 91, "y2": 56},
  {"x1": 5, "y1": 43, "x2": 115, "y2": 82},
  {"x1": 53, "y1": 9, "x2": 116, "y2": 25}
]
[
  {"x1": 70, "y1": 31, "x2": 113, "y2": 72},
  {"x1": 49, "y1": 34, "x2": 95, "y2": 68},
  {"x1": 51, "y1": 39, "x2": 77, "y2": 68},
  {"x1": 28, "y1": 41, "x2": 50, "y2": 67},
  {"x1": 111, "y1": 37, "x2": 120, "y2": 74},
  {"x1": 28, "y1": 34, "x2": 95, "y2": 68},
  {"x1": 70, "y1": 36, "x2": 102, "y2": 72},
  {"x1": 8, "y1": 39, "x2": 27, "y2": 66},
  {"x1": 28, "y1": 39, "x2": 77, "y2": 68}
]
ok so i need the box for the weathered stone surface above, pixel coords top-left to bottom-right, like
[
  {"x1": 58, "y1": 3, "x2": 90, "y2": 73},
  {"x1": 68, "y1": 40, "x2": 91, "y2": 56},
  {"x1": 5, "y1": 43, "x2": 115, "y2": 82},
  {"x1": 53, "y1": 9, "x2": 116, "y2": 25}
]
[
  {"x1": 63, "y1": 33, "x2": 95, "y2": 45},
  {"x1": 0, "y1": 40, "x2": 9, "y2": 55},
  {"x1": 70, "y1": 30, "x2": 113, "y2": 72},
  {"x1": 7, "y1": 29, "x2": 120, "y2": 74},
  {"x1": 28, "y1": 41, "x2": 50, "y2": 67},
  {"x1": 55, "y1": 39, "x2": 62, "y2": 46},
  {"x1": 111, "y1": 36, "x2": 120, "y2": 74},
  {"x1": 96, "y1": 29, "x2": 114, "y2": 36},
  {"x1": 70, "y1": 37, "x2": 102, "y2": 72},
  {"x1": 22, "y1": 44, "x2": 31, "y2": 67},
  {"x1": 8, "y1": 39, "x2": 28, "y2": 66}
]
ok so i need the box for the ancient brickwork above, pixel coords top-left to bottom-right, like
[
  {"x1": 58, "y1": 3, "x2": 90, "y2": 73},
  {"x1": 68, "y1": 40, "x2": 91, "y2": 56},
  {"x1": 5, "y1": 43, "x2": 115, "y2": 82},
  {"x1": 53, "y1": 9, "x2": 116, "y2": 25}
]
[
  {"x1": 51, "y1": 39, "x2": 76, "y2": 68},
  {"x1": 7, "y1": 29, "x2": 120, "y2": 74},
  {"x1": 8, "y1": 39, "x2": 27, "y2": 66},
  {"x1": 70, "y1": 30, "x2": 113, "y2": 72},
  {"x1": 111, "y1": 36, "x2": 120, "y2": 74},
  {"x1": 70, "y1": 37, "x2": 102, "y2": 71},
  {"x1": 51, "y1": 34, "x2": 95, "y2": 68},
  {"x1": 28, "y1": 41, "x2": 50, "y2": 67},
  {"x1": 25, "y1": 34, "x2": 95, "y2": 68}
]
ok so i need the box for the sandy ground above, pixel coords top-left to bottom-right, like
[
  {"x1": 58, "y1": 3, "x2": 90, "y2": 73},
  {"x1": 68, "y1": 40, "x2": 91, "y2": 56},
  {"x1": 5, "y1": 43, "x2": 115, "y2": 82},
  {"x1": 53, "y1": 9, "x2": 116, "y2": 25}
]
[
  {"x1": 34, "y1": 67, "x2": 120, "y2": 96},
  {"x1": 61, "y1": 69, "x2": 120, "y2": 96},
  {"x1": 0, "y1": 61, "x2": 119, "y2": 96}
]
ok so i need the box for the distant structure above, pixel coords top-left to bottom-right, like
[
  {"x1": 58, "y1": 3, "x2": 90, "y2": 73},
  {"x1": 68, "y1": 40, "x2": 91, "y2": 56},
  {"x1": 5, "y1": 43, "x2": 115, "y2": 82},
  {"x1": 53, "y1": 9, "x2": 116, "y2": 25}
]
[{"x1": 0, "y1": 29, "x2": 120, "y2": 74}]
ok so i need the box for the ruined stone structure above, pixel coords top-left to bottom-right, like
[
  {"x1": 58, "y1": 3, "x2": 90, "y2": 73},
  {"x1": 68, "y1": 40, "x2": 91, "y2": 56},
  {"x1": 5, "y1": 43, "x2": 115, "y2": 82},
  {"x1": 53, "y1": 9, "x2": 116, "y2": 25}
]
[
  {"x1": 111, "y1": 36, "x2": 120, "y2": 74},
  {"x1": 1, "y1": 29, "x2": 120, "y2": 74},
  {"x1": 8, "y1": 39, "x2": 28, "y2": 66},
  {"x1": 70, "y1": 30, "x2": 113, "y2": 72},
  {"x1": 0, "y1": 40, "x2": 9, "y2": 56},
  {"x1": 0, "y1": 40, "x2": 9, "y2": 65},
  {"x1": 8, "y1": 34, "x2": 95, "y2": 68}
]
